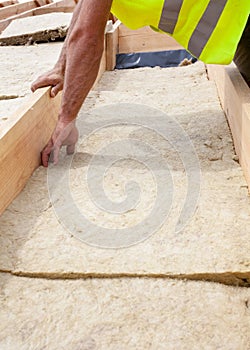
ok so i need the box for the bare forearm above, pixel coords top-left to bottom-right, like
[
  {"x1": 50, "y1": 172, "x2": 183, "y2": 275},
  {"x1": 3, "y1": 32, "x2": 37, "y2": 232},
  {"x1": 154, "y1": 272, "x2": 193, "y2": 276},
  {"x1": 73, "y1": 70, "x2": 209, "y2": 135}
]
[
  {"x1": 54, "y1": 0, "x2": 85, "y2": 72},
  {"x1": 58, "y1": 0, "x2": 113, "y2": 122},
  {"x1": 59, "y1": 33, "x2": 104, "y2": 122}
]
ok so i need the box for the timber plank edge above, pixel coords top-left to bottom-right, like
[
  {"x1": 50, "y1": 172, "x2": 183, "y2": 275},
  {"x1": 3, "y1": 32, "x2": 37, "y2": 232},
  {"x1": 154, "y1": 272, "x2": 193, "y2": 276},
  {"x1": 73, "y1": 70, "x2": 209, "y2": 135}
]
[
  {"x1": 0, "y1": 87, "x2": 61, "y2": 216},
  {"x1": 207, "y1": 64, "x2": 250, "y2": 190},
  {"x1": 118, "y1": 24, "x2": 183, "y2": 54}
]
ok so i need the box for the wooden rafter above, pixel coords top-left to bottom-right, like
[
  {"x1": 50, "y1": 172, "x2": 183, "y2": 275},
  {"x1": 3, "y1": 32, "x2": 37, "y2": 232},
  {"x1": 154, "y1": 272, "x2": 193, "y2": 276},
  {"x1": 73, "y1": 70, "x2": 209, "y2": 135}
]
[
  {"x1": 0, "y1": 0, "x2": 51, "y2": 21},
  {"x1": 0, "y1": 87, "x2": 61, "y2": 215},
  {"x1": 207, "y1": 64, "x2": 250, "y2": 190},
  {"x1": 0, "y1": 0, "x2": 77, "y2": 32},
  {"x1": 0, "y1": 0, "x2": 18, "y2": 7}
]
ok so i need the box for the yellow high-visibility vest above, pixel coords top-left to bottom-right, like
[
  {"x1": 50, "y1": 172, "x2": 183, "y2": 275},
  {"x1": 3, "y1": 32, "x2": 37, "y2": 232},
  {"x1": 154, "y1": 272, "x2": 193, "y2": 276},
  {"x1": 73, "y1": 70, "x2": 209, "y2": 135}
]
[{"x1": 111, "y1": 0, "x2": 250, "y2": 64}]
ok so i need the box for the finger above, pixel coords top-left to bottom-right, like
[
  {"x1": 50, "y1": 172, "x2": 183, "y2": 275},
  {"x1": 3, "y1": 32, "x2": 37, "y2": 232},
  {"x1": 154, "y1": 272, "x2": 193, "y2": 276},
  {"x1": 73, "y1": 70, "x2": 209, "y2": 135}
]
[
  {"x1": 63, "y1": 126, "x2": 79, "y2": 146},
  {"x1": 31, "y1": 79, "x2": 47, "y2": 92},
  {"x1": 66, "y1": 143, "x2": 76, "y2": 155},
  {"x1": 51, "y1": 83, "x2": 63, "y2": 97},
  {"x1": 41, "y1": 141, "x2": 53, "y2": 167},
  {"x1": 31, "y1": 77, "x2": 57, "y2": 93},
  {"x1": 41, "y1": 150, "x2": 50, "y2": 168},
  {"x1": 31, "y1": 80, "x2": 50, "y2": 93},
  {"x1": 31, "y1": 84, "x2": 37, "y2": 93},
  {"x1": 52, "y1": 144, "x2": 61, "y2": 165}
]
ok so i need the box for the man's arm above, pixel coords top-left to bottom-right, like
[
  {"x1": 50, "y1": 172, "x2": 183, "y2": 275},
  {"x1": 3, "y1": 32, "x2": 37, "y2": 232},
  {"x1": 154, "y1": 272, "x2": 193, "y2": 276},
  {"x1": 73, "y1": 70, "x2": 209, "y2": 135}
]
[
  {"x1": 40, "y1": 0, "x2": 113, "y2": 166},
  {"x1": 31, "y1": 0, "x2": 85, "y2": 97},
  {"x1": 59, "y1": 0, "x2": 112, "y2": 123}
]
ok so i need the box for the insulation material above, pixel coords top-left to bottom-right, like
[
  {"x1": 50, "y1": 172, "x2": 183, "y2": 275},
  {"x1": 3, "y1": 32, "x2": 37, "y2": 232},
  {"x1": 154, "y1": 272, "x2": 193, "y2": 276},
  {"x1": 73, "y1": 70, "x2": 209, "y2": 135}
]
[
  {"x1": 0, "y1": 13, "x2": 72, "y2": 45},
  {"x1": 0, "y1": 62, "x2": 249, "y2": 286},
  {"x1": 0, "y1": 43, "x2": 62, "y2": 126},
  {"x1": 0, "y1": 43, "x2": 62, "y2": 96},
  {"x1": 0, "y1": 276, "x2": 249, "y2": 349}
]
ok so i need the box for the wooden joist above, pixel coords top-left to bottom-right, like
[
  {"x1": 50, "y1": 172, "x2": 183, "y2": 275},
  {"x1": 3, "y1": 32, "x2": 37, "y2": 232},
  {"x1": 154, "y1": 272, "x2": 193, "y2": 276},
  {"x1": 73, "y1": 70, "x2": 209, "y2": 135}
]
[
  {"x1": 106, "y1": 20, "x2": 120, "y2": 71},
  {"x1": 0, "y1": 87, "x2": 61, "y2": 215},
  {"x1": 0, "y1": 0, "x2": 18, "y2": 7},
  {"x1": 207, "y1": 64, "x2": 250, "y2": 189},
  {"x1": 118, "y1": 24, "x2": 183, "y2": 54},
  {"x1": 0, "y1": 0, "x2": 76, "y2": 32},
  {"x1": 105, "y1": 22, "x2": 181, "y2": 70},
  {"x1": 0, "y1": 0, "x2": 51, "y2": 21}
]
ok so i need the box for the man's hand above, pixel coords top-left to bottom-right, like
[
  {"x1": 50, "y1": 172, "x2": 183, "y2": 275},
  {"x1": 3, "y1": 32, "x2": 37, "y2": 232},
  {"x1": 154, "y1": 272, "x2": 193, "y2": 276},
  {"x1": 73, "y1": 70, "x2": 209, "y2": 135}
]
[
  {"x1": 32, "y1": 0, "x2": 112, "y2": 167},
  {"x1": 42, "y1": 119, "x2": 79, "y2": 167},
  {"x1": 31, "y1": 67, "x2": 64, "y2": 97}
]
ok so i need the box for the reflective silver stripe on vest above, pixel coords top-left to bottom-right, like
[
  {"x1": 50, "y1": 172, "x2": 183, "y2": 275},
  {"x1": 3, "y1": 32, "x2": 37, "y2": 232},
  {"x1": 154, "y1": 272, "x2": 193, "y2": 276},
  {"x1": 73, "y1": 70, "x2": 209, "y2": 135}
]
[
  {"x1": 159, "y1": 0, "x2": 184, "y2": 34},
  {"x1": 188, "y1": 0, "x2": 228, "y2": 58}
]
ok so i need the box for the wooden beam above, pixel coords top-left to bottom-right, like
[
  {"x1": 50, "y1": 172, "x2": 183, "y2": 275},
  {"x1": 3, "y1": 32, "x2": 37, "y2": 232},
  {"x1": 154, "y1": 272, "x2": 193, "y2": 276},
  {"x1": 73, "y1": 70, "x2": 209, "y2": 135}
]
[
  {"x1": 207, "y1": 64, "x2": 250, "y2": 189},
  {"x1": 106, "y1": 20, "x2": 120, "y2": 71},
  {"x1": 0, "y1": 0, "x2": 50, "y2": 21},
  {"x1": 35, "y1": 0, "x2": 51, "y2": 6},
  {"x1": 0, "y1": 0, "x2": 76, "y2": 32},
  {"x1": 118, "y1": 24, "x2": 183, "y2": 54},
  {"x1": 0, "y1": 0, "x2": 18, "y2": 7},
  {"x1": 0, "y1": 87, "x2": 61, "y2": 216},
  {"x1": 105, "y1": 23, "x2": 184, "y2": 70}
]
